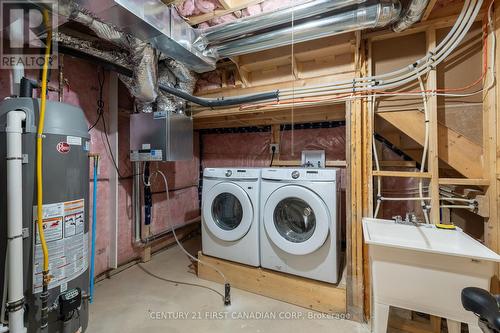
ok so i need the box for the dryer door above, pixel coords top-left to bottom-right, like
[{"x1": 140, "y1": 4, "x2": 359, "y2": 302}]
[
  {"x1": 203, "y1": 182, "x2": 254, "y2": 241},
  {"x1": 264, "y1": 185, "x2": 330, "y2": 255}
]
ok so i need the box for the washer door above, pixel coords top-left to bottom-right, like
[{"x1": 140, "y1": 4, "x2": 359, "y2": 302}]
[
  {"x1": 203, "y1": 182, "x2": 253, "y2": 241},
  {"x1": 264, "y1": 185, "x2": 330, "y2": 255}
]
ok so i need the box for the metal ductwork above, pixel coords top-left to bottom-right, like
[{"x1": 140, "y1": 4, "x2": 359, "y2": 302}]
[
  {"x1": 206, "y1": 0, "x2": 402, "y2": 59},
  {"x1": 392, "y1": 0, "x2": 430, "y2": 32},
  {"x1": 54, "y1": 0, "x2": 402, "y2": 74},
  {"x1": 195, "y1": 0, "x2": 369, "y2": 48},
  {"x1": 64, "y1": 0, "x2": 216, "y2": 73}
]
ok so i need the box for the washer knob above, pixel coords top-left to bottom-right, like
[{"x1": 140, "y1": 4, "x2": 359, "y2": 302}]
[
  {"x1": 225, "y1": 170, "x2": 232, "y2": 177},
  {"x1": 291, "y1": 171, "x2": 300, "y2": 179}
]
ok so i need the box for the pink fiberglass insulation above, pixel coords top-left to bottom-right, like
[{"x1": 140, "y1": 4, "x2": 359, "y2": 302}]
[
  {"x1": 177, "y1": 0, "x2": 305, "y2": 27},
  {"x1": 0, "y1": 57, "x2": 200, "y2": 277},
  {"x1": 177, "y1": 0, "x2": 221, "y2": 17},
  {"x1": 202, "y1": 131, "x2": 272, "y2": 168}
]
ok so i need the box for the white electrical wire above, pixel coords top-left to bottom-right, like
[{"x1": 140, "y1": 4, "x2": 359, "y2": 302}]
[
  {"x1": 154, "y1": 170, "x2": 228, "y2": 283},
  {"x1": 380, "y1": 196, "x2": 432, "y2": 201},
  {"x1": 372, "y1": 95, "x2": 382, "y2": 218},
  {"x1": 261, "y1": 0, "x2": 483, "y2": 99},
  {"x1": 417, "y1": 75, "x2": 431, "y2": 224},
  {"x1": 440, "y1": 204, "x2": 475, "y2": 209}
]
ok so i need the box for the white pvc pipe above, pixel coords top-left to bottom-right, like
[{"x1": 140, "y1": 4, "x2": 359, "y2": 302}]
[
  {"x1": 10, "y1": 16, "x2": 24, "y2": 97},
  {"x1": 6, "y1": 110, "x2": 27, "y2": 333},
  {"x1": 417, "y1": 76, "x2": 430, "y2": 224}
]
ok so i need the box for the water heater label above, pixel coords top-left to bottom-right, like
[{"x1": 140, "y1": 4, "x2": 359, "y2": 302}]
[
  {"x1": 66, "y1": 136, "x2": 82, "y2": 146},
  {"x1": 32, "y1": 199, "x2": 88, "y2": 294}
]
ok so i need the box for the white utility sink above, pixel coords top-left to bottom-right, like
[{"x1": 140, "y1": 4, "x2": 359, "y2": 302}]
[{"x1": 363, "y1": 217, "x2": 500, "y2": 333}]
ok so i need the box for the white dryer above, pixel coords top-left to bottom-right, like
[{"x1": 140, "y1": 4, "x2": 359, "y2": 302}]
[
  {"x1": 202, "y1": 168, "x2": 260, "y2": 266},
  {"x1": 260, "y1": 168, "x2": 341, "y2": 283}
]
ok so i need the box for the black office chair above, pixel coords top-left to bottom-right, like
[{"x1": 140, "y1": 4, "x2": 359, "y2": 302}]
[{"x1": 462, "y1": 287, "x2": 500, "y2": 333}]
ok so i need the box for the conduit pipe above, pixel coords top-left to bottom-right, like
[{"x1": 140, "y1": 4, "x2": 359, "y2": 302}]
[
  {"x1": 393, "y1": 0, "x2": 430, "y2": 32},
  {"x1": 5, "y1": 110, "x2": 27, "y2": 333},
  {"x1": 198, "y1": 0, "x2": 369, "y2": 47},
  {"x1": 209, "y1": 0, "x2": 402, "y2": 58}
]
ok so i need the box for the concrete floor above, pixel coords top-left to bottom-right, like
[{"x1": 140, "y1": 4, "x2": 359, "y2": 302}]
[{"x1": 88, "y1": 237, "x2": 369, "y2": 333}]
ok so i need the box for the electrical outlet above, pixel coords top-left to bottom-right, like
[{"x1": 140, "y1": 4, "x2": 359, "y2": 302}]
[{"x1": 270, "y1": 144, "x2": 279, "y2": 154}]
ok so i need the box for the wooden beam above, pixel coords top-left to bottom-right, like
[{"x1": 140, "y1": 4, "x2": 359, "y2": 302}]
[
  {"x1": 193, "y1": 104, "x2": 346, "y2": 129},
  {"x1": 346, "y1": 95, "x2": 364, "y2": 321},
  {"x1": 271, "y1": 160, "x2": 347, "y2": 167},
  {"x1": 422, "y1": 0, "x2": 439, "y2": 21},
  {"x1": 186, "y1": 0, "x2": 266, "y2": 25},
  {"x1": 197, "y1": 252, "x2": 347, "y2": 314},
  {"x1": 376, "y1": 110, "x2": 483, "y2": 179},
  {"x1": 372, "y1": 170, "x2": 432, "y2": 178},
  {"x1": 380, "y1": 161, "x2": 417, "y2": 168},
  {"x1": 438, "y1": 178, "x2": 490, "y2": 186},
  {"x1": 426, "y1": 28, "x2": 441, "y2": 224},
  {"x1": 484, "y1": 0, "x2": 500, "y2": 291}
]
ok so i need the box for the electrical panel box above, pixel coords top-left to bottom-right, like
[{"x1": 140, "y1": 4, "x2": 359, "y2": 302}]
[{"x1": 130, "y1": 111, "x2": 193, "y2": 161}]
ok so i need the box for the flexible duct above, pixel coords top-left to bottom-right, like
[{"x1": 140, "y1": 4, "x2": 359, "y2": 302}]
[
  {"x1": 392, "y1": 0, "x2": 430, "y2": 32},
  {"x1": 158, "y1": 83, "x2": 278, "y2": 107},
  {"x1": 64, "y1": 5, "x2": 159, "y2": 104},
  {"x1": 196, "y1": 0, "x2": 368, "y2": 48},
  {"x1": 208, "y1": 0, "x2": 401, "y2": 59}
]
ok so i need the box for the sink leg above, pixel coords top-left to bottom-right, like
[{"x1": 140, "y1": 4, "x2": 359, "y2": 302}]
[
  {"x1": 446, "y1": 319, "x2": 461, "y2": 333},
  {"x1": 373, "y1": 302, "x2": 389, "y2": 333},
  {"x1": 468, "y1": 324, "x2": 483, "y2": 333}
]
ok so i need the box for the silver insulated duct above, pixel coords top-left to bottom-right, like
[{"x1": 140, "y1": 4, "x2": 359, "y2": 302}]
[
  {"x1": 392, "y1": 0, "x2": 430, "y2": 32},
  {"x1": 196, "y1": 0, "x2": 369, "y2": 48},
  {"x1": 207, "y1": 0, "x2": 402, "y2": 59}
]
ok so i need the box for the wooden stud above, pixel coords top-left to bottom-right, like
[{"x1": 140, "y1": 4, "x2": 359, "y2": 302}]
[
  {"x1": 372, "y1": 171, "x2": 432, "y2": 178},
  {"x1": 422, "y1": 0, "x2": 439, "y2": 21},
  {"x1": 438, "y1": 178, "x2": 490, "y2": 186},
  {"x1": 483, "y1": 1, "x2": 500, "y2": 291},
  {"x1": 427, "y1": 29, "x2": 441, "y2": 224},
  {"x1": 271, "y1": 160, "x2": 347, "y2": 167}
]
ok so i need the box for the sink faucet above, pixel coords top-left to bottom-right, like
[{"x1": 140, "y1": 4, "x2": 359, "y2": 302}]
[{"x1": 393, "y1": 212, "x2": 419, "y2": 225}]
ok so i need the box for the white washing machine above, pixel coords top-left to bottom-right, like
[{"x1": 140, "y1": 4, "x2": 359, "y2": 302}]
[
  {"x1": 260, "y1": 168, "x2": 341, "y2": 283},
  {"x1": 202, "y1": 168, "x2": 260, "y2": 266}
]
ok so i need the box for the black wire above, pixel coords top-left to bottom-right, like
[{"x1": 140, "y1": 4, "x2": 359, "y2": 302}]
[
  {"x1": 270, "y1": 149, "x2": 275, "y2": 167},
  {"x1": 87, "y1": 67, "x2": 139, "y2": 180},
  {"x1": 137, "y1": 264, "x2": 223, "y2": 299},
  {"x1": 88, "y1": 69, "x2": 105, "y2": 132}
]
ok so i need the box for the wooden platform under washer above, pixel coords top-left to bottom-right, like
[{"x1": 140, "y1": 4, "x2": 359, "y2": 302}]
[{"x1": 197, "y1": 252, "x2": 347, "y2": 314}]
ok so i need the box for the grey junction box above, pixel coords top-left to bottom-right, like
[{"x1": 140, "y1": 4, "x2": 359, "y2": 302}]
[{"x1": 130, "y1": 111, "x2": 193, "y2": 161}]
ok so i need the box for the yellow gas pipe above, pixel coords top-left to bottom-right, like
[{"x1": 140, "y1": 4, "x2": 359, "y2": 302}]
[{"x1": 36, "y1": 9, "x2": 52, "y2": 292}]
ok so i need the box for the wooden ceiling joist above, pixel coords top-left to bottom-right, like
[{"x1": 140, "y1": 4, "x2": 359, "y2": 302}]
[{"x1": 422, "y1": 0, "x2": 440, "y2": 21}]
